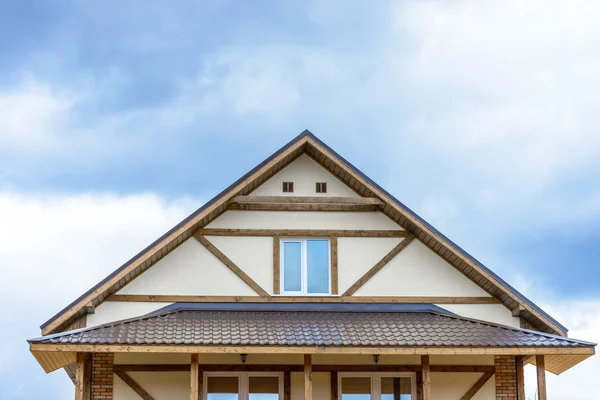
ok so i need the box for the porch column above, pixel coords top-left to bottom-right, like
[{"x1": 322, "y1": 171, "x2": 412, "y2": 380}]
[
  {"x1": 421, "y1": 355, "x2": 431, "y2": 400},
  {"x1": 74, "y1": 353, "x2": 89, "y2": 400},
  {"x1": 536, "y1": 355, "x2": 547, "y2": 400},
  {"x1": 91, "y1": 352, "x2": 114, "y2": 400},
  {"x1": 494, "y1": 355, "x2": 517, "y2": 400},
  {"x1": 516, "y1": 356, "x2": 526, "y2": 400},
  {"x1": 191, "y1": 354, "x2": 200, "y2": 400},
  {"x1": 304, "y1": 354, "x2": 312, "y2": 400}
]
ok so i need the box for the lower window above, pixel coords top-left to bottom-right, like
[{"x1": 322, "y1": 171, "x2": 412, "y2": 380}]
[
  {"x1": 339, "y1": 373, "x2": 415, "y2": 400},
  {"x1": 205, "y1": 372, "x2": 283, "y2": 400}
]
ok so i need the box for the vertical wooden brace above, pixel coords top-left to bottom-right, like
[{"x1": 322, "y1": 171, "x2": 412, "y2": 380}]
[
  {"x1": 273, "y1": 236, "x2": 280, "y2": 294},
  {"x1": 330, "y1": 236, "x2": 338, "y2": 295},
  {"x1": 421, "y1": 355, "x2": 431, "y2": 400},
  {"x1": 330, "y1": 371, "x2": 338, "y2": 400},
  {"x1": 74, "y1": 352, "x2": 85, "y2": 400},
  {"x1": 516, "y1": 356, "x2": 526, "y2": 400},
  {"x1": 190, "y1": 354, "x2": 200, "y2": 400},
  {"x1": 536, "y1": 355, "x2": 547, "y2": 400},
  {"x1": 304, "y1": 354, "x2": 312, "y2": 400}
]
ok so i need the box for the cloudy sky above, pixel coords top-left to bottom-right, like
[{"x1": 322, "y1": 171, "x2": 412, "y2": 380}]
[{"x1": 1, "y1": 1, "x2": 599, "y2": 399}]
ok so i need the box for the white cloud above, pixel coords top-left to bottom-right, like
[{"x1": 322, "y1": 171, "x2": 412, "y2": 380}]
[{"x1": 0, "y1": 191, "x2": 198, "y2": 399}]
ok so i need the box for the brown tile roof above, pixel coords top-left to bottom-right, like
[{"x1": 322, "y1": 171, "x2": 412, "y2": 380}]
[{"x1": 29, "y1": 306, "x2": 594, "y2": 348}]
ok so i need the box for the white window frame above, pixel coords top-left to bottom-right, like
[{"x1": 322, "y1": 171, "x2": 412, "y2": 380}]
[
  {"x1": 280, "y1": 238, "x2": 331, "y2": 295},
  {"x1": 203, "y1": 371, "x2": 284, "y2": 400},
  {"x1": 338, "y1": 372, "x2": 417, "y2": 400}
]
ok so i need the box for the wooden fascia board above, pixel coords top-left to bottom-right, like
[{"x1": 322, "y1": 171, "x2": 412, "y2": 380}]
[
  {"x1": 304, "y1": 137, "x2": 567, "y2": 336},
  {"x1": 40, "y1": 136, "x2": 309, "y2": 335},
  {"x1": 230, "y1": 196, "x2": 384, "y2": 205},
  {"x1": 30, "y1": 343, "x2": 596, "y2": 356}
]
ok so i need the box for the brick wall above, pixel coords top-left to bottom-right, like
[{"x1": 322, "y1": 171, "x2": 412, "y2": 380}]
[
  {"x1": 495, "y1": 355, "x2": 517, "y2": 399},
  {"x1": 91, "y1": 353, "x2": 114, "y2": 400}
]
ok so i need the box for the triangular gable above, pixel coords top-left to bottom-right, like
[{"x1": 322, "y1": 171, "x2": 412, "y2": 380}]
[{"x1": 40, "y1": 130, "x2": 567, "y2": 336}]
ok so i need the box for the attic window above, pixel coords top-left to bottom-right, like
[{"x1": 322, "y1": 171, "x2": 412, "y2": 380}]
[
  {"x1": 282, "y1": 182, "x2": 294, "y2": 193},
  {"x1": 316, "y1": 182, "x2": 327, "y2": 193}
]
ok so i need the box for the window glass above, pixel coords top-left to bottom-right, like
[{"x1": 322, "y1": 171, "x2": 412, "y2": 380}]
[
  {"x1": 381, "y1": 377, "x2": 412, "y2": 400},
  {"x1": 341, "y1": 377, "x2": 371, "y2": 400},
  {"x1": 207, "y1": 376, "x2": 239, "y2": 400},
  {"x1": 283, "y1": 242, "x2": 302, "y2": 292},
  {"x1": 306, "y1": 240, "x2": 329, "y2": 294},
  {"x1": 248, "y1": 376, "x2": 279, "y2": 400}
]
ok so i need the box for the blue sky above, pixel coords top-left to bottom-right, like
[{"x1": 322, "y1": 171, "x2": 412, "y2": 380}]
[{"x1": 1, "y1": 1, "x2": 599, "y2": 399}]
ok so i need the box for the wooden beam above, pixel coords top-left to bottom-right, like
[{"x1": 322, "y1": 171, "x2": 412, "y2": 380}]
[
  {"x1": 194, "y1": 235, "x2": 269, "y2": 297},
  {"x1": 304, "y1": 354, "x2": 312, "y2": 400},
  {"x1": 230, "y1": 202, "x2": 379, "y2": 211},
  {"x1": 198, "y1": 228, "x2": 408, "y2": 237},
  {"x1": 273, "y1": 236, "x2": 280, "y2": 295},
  {"x1": 32, "y1": 343, "x2": 595, "y2": 356},
  {"x1": 230, "y1": 196, "x2": 385, "y2": 205},
  {"x1": 330, "y1": 371, "x2": 338, "y2": 400},
  {"x1": 190, "y1": 354, "x2": 200, "y2": 400},
  {"x1": 84, "y1": 302, "x2": 95, "y2": 315},
  {"x1": 115, "y1": 370, "x2": 156, "y2": 400},
  {"x1": 512, "y1": 305, "x2": 525, "y2": 317},
  {"x1": 107, "y1": 294, "x2": 500, "y2": 304},
  {"x1": 343, "y1": 236, "x2": 415, "y2": 296},
  {"x1": 74, "y1": 353, "x2": 84, "y2": 400},
  {"x1": 113, "y1": 364, "x2": 495, "y2": 373},
  {"x1": 330, "y1": 236, "x2": 338, "y2": 295},
  {"x1": 536, "y1": 355, "x2": 547, "y2": 400},
  {"x1": 516, "y1": 356, "x2": 526, "y2": 400},
  {"x1": 284, "y1": 370, "x2": 291, "y2": 400},
  {"x1": 421, "y1": 355, "x2": 431, "y2": 400},
  {"x1": 460, "y1": 371, "x2": 493, "y2": 400}
]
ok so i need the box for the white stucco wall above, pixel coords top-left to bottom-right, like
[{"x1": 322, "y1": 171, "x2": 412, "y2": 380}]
[
  {"x1": 117, "y1": 238, "x2": 257, "y2": 296},
  {"x1": 438, "y1": 304, "x2": 520, "y2": 328},
  {"x1": 87, "y1": 301, "x2": 172, "y2": 327},
  {"x1": 250, "y1": 154, "x2": 360, "y2": 197},
  {"x1": 354, "y1": 240, "x2": 491, "y2": 297},
  {"x1": 206, "y1": 210, "x2": 403, "y2": 230}
]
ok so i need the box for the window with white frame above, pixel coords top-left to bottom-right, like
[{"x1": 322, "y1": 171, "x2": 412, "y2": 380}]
[
  {"x1": 339, "y1": 372, "x2": 415, "y2": 400},
  {"x1": 204, "y1": 372, "x2": 283, "y2": 400},
  {"x1": 281, "y1": 238, "x2": 330, "y2": 295}
]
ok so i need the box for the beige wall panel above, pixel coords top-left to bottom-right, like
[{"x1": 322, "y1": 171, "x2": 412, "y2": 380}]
[
  {"x1": 337, "y1": 237, "x2": 403, "y2": 295},
  {"x1": 207, "y1": 236, "x2": 273, "y2": 295},
  {"x1": 115, "y1": 352, "x2": 191, "y2": 365},
  {"x1": 431, "y1": 372, "x2": 495, "y2": 400},
  {"x1": 114, "y1": 371, "x2": 190, "y2": 400},
  {"x1": 250, "y1": 154, "x2": 360, "y2": 198},
  {"x1": 291, "y1": 371, "x2": 330, "y2": 400},
  {"x1": 117, "y1": 239, "x2": 256, "y2": 296},
  {"x1": 354, "y1": 240, "x2": 490, "y2": 297},
  {"x1": 87, "y1": 301, "x2": 172, "y2": 327},
  {"x1": 438, "y1": 304, "x2": 520, "y2": 328},
  {"x1": 206, "y1": 211, "x2": 403, "y2": 230}
]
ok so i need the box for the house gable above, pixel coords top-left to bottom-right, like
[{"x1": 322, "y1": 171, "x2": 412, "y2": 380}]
[{"x1": 40, "y1": 130, "x2": 567, "y2": 337}]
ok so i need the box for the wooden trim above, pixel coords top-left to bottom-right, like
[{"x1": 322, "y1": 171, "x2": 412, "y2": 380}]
[
  {"x1": 199, "y1": 229, "x2": 408, "y2": 237},
  {"x1": 330, "y1": 371, "x2": 338, "y2": 400},
  {"x1": 304, "y1": 354, "x2": 312, "y2": 400},
  {"x1": 115, "y1": 370, "x2": 156, "y2": 400},
  {"x1": 343, "y1": 236, "x2": 415, "y2": 296},
  {"x1": 74, "y1": 353, "x2": 85, "y2": 400},
  {"x1": 229, "y1": 203, "x2": 379, "y2": 211},
  {"x1": 330, "y1": 236, "x2": 338, "y2": 295},
  {"x1": 421, "y1": 355, "x2": 431, "y2": 400},
  {"x1": 106, "y1": 294, "x2": 501, "y2": 304},
  {"x1": 41, "y1": 135, "x2": 309, "y2": 335},
  {"x1": 32, "y1": 343, "x2": 594, "y2": 356},
  {"x1": 194, "y1": 235, "x2": 269, "y2": 297},
  {"x1": 284, "y1": 370, "x2": 291, "y2": 400},
  {"x1": 113, "y1": 364, "x2": 495, "y2": 373},
  {"x1": 536, "y1": 355, "x2": 547, "y2": 400},
  {"x1": 190, "y1": 354, "x2": 200, "y2": 400},
  {"x1": 416, "y1": 369, "x2": 423, "y2": 400},
  {"x1": 459, "y1": 371, "x2": 493, "y2": 400},
  {"x1": 230, "y1": 196, "x2": 384, "y2": 205},
  {"x1": 273, "y1": 236, "x2": 281, "y2": 295}
]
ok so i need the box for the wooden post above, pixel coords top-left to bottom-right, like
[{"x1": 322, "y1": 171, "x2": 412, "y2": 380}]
[
  {"x1": 421, "y1": 355, "x2": 431, "y2": 400},
  {"x1": 190, "y1": 354, "x2": 200, "y2": 400},
  {"x1": 74, "y1": 352, "x2": 85, "y2": 400},
  {"x1": 516, "y1": 356, "x2": 526, "y2": 400},
  {"x1": 536, "y1": 355, "x2": 547, "y2": 400},
  {"x1": 304, "y1": 354, "x2": 312, "y2": 400}
]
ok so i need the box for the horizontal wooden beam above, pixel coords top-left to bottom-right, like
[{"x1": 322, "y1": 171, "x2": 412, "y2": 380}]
[
  {"x1": 229, "y1": 203, "x2": 379, "y2": 211},
  {"x1": 30, "y1": 343, "x2": 595, "y2": 356},
  {"x1": 197, "y1": 229, "x2": 408, "y2": 237},
  {"x1": 114, "y1": 364, "x2": 495, "y2": 373},
  {"x1": 230, "y1": 196, "x2": 384, "y2": 205},
  {"x1": 106, "y1": 294, "x2": 501, "y2": 304}
]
